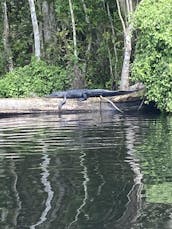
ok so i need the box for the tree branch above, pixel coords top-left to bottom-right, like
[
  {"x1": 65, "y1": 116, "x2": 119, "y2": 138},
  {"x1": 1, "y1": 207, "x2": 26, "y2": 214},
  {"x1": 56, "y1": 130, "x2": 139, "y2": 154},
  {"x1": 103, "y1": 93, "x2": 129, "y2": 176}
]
[
  {"x1": 68, "y1": 0, "x2": 77, "y2": 58},
  {"x1": 116, "y1": 0, "x2": 126, "y2": 32}
]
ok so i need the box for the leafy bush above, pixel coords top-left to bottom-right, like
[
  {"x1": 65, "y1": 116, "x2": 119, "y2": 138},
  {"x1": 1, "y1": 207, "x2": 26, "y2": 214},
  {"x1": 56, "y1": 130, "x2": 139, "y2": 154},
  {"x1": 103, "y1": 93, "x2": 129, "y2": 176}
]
[
  {"x1": 0, "y1": 59, "x2": 70, "y2": 98},
  {"x1": 131, "y1": 0, "x2": 172, "y2": 112}
]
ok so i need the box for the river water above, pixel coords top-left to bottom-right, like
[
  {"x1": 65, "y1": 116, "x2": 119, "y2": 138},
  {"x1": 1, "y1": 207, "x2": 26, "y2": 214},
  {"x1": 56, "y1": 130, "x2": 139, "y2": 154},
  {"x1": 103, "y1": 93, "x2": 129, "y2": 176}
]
[{"x1": 0, "y1": 112, "x2": 171, "y2": 229}]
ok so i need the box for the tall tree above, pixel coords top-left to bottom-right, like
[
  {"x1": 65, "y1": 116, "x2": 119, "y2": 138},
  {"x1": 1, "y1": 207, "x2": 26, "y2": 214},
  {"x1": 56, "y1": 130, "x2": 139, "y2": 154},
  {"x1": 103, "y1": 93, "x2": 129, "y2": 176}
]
[
  {"x1": 2, "y1": 1, "x2": 13, "y2": 71},
  {"x1": 28, "y1": 0, "x2": 41, "y2": 60},
  {"x1": 116, "y1": 0, "x2": 133, "y2": 90},
  {"x1": 41, "y1": 1, "x2": 57, "y2": 52}
]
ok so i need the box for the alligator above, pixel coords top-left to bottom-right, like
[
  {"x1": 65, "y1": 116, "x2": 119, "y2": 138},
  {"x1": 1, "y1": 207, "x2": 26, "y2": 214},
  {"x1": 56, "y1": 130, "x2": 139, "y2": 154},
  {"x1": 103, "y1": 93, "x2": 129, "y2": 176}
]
[
  {"x1": 47, "y1": 89, "x2": 134, "y2": 99},
  {"x1": 46, "y1": 89, "x2": 135, "y2": 111}
]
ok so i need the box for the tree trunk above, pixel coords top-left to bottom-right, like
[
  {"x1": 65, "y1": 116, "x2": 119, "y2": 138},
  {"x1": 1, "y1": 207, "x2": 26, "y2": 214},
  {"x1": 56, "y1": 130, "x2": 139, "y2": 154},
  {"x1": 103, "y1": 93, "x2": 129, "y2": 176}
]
[
  {"x1": 28, "y1": 0, "x2": 41, "y2": 60},
  {"x1": 36, "y1": 0, "x2": 44, "y2": 56},
  {"x1": 42, "y1": 1, "x2": 56, "y2": 43},
  {"x1": 42, "y1": 1, "x2": 51, "y2": 42},
  {"x1": 120, "y1": 26, "x2": 132, "y2": 90},
  {"x1": 41, "y1": 1, "x2": 57, "y2": 61},
  {"x1": 116, "y1": 0, "x2": 133, "y2": 90},
  {"x1": 2, "y1": 1, "x2": 13, "y2": 72}
]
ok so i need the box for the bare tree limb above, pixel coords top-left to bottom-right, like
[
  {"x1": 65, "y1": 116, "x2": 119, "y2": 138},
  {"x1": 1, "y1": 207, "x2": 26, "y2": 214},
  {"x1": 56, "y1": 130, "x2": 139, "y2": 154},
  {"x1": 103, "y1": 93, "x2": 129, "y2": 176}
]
[{"x1": 116, "y1": 0, "x2": 126, "y2": 32}]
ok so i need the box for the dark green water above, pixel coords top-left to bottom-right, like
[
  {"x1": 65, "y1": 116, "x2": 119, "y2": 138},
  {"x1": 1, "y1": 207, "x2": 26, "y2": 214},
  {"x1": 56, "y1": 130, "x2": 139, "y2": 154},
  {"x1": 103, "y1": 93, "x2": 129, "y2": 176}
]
[{"x1": 0, "y1": 112, "x2": 171, "y2": 229}]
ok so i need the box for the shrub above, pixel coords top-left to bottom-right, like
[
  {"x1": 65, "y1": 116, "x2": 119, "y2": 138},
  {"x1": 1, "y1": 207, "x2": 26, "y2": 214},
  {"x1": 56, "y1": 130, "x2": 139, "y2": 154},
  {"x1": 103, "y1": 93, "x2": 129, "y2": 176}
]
[
  {"x1": 131, "y1": 0, "x2": 172, "y2": 112},
  {"x1": 0, "y1": 58, "x2": 70, "y2": 97}
]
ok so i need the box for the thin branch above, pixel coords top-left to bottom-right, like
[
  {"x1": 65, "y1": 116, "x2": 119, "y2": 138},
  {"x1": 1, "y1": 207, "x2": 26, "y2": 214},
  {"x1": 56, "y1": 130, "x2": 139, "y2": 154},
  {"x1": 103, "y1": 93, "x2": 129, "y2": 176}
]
[
  {"x1": 126, "y1": 0, "x2": 133, "y2": 20},
  {"x1": 68, "y1": 0, "x2": 77, "y2": 58},
  {"x1": 107, "y1": 45, "x2": 114, "y2": 81},
  {"x1": 116, "y1": 0, "x2": 126, "y2": 32},
  {"x1": 100, "y1": 95, "x2": 123, "y2": 113},
  {"x1": 126, "y1": 0, "x2": 130, "y2": 14},
  {"x1": 129, "y1": 0, "x2": 133, "y2": 13},
  {"x1": 81, "y1": 0, "x2": 89, "y2": 24},
  {"x1": 81, "y1": 0, "x2": 92, "y2": 75}
]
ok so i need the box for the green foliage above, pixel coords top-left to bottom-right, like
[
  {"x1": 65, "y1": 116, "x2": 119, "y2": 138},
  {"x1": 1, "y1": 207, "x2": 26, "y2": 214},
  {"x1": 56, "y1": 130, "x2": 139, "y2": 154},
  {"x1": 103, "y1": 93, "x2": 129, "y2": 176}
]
[
  {"x1": 0, "y1": 59, "x2": 70, "y2": 98},
  {"x1": 7, "y1": 0, "x2": 33, "y2": 67},
  {"x1": 0, "y1": 0, "x2": 126, "y2": 91},
  {"x1": 131, "y1": 0, "x2": 172, "y2": 112},
  {"x1": 54, "y1": 0, "x2": 122, "y2": 88}
]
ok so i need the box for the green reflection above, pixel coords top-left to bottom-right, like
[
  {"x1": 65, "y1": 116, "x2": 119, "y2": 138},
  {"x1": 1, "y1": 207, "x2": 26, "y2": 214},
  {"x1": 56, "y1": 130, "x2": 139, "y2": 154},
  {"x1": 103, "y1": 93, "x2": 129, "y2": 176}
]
[
  {"x1": 132, "y1": 115, "x2": 172, "y2": 229},
  {"x1": 146, "y1": 182, "x2": 172, "y2": 204},
  {"x1": 136, "y1": 116, "x2": 172, "y2": 201}
]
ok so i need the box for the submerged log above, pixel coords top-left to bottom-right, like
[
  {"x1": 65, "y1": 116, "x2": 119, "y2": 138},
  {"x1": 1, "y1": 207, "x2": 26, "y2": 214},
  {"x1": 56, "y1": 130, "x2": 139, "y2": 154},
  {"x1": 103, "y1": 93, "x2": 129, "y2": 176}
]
[{"x1": 0, "y1": 89, "x2": 145, "y2": 115}]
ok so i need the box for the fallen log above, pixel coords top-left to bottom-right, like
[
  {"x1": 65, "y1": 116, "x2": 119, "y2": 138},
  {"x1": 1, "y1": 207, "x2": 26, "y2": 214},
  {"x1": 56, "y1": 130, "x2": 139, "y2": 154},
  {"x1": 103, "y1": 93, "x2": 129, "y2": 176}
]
[{"x1": 0, "y1": 88, "x2": 146, "y2": 115}]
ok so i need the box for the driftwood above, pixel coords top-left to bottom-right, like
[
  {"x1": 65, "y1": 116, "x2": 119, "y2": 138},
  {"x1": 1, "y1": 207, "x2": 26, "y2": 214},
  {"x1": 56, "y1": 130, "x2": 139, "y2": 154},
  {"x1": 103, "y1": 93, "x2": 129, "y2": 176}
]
[{"x1": 0, "y1": 88, "x2": 145, "y2": 115}]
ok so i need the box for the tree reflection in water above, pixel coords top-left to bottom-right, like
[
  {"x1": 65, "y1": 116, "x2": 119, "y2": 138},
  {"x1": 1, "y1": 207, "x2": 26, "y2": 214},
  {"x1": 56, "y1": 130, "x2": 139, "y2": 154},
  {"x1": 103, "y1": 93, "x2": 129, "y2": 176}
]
[
  {"x1": 68, "y1": 151, "x2": 90, "y2": 228},
  {"x1": 0, "y1": 113, "x2": 165, "y2": 229},
  {"x1": 30, "y1": 152, "x2": 54, "y2": 229}
]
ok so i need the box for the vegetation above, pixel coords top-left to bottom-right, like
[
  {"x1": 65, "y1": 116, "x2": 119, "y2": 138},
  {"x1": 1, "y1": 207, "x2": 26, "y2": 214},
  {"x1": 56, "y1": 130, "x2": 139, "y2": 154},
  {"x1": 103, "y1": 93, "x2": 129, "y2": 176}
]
[
  {"x1": 0, "y1": 0, "x2": 127, "y2": 94},
  {"x1": 0, "y1": 0, "x2": 171, "y2": 112},
  {"x1": 132, "y1": 0, "x2": 172, "y2": 112},
  {"x1": 0, "y1": 58, "x2": 69, "y2": 97}
]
